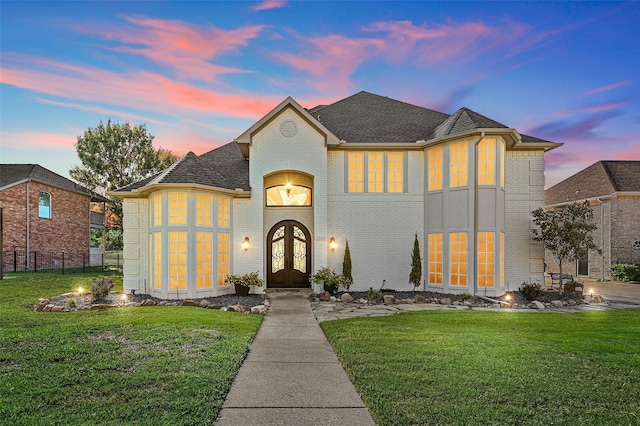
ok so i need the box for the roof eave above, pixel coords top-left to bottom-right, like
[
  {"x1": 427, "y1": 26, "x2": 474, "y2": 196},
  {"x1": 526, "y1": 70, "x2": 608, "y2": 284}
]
[{"x1": 108, "y1": 183, "x2": 251, "y2": 199}]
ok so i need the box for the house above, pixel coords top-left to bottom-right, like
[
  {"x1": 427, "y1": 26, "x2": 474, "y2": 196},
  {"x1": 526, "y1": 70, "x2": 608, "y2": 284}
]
[
  {"x1": 112, "y1": 91, "x2": 561, "y2": 299},
  {"x1": 0, "y1": 164, "x2": 107, "y2": 271},
  {"x1": 545, "y1": 161, "x2": 640, "y2": 281}
]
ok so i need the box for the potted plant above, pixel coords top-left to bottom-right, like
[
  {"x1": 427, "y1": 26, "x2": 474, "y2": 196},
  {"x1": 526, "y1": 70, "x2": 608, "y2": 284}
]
[
  {"x1": 310, "y1": 267, "x2": 339, "y2": 294},
  {"x1": 224, "y1": 271, "x2": 264, "y2": 296}
]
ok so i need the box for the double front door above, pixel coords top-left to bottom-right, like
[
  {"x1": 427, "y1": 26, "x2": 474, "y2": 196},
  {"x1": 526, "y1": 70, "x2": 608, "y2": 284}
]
[{"x1": 267, "y1": 220, "x2": 311, "y2": 288}]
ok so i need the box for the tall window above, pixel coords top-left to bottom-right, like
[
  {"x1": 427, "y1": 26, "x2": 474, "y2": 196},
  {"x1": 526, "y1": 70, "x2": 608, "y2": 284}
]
[
  {"x1": 38, "y1": 192, "x2": 51, "y2": 219},
  {"x1": 196, "y1": 194, "x2": 212, "y2": 226},
  {"x1": 500, "y1": 140, "x2": 505, "y2": 188},
  {"x1": 217, "y1": 197, "x2": 229, "y2": 227},
  {"x1": 217, "y1": 233, "x2": 229, "y2": 286},
  {"x1": 368, "y1": 152, "x2": 384, "y2": 193},
  {"x1": 500, "y1": 232, "x2": 505, "y2": 286},
  {"x1": 152, "y1": 194, "x2": 162, "y2": 227},
  {"x1": 168, "y1": 231, "x2": 187, "y2": 290},
  {"x1": 169, "y1": 192, "x2": 187, "y2": 225},
  {"x1": 428, "y1": 233, "x2": 443, "y2": 285},
  {"x1": 197, "y1": 232, "x2": 212, "y2": 288},
  {"x1": 348, "y1": 152, "x2": 364, "y2": 192},
  {"x1": 449, "y1": 141, "x2": 468, "y2": 187},
  {"x1": 152, "y1": 232, "x2": 162, "y2": 289},
  {"x1": 387, "y1": 152, "x2": 404, "y2": 193},
  {"x1": 428, "y1": 147, "x2": 443, "y2": 191},
  {"x1": 477, "y1": 232, "x2": 495, "y2": 287},
  {"x1": 449, "y1": 232, "x2": 467, "y2": 286},
  {"x1": 478, "y1": 138, "x2": 496, "y2": 185}
]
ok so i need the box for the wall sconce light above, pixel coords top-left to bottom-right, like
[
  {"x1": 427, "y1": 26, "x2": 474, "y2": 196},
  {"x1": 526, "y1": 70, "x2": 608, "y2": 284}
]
[
  {"x1": 329, "y1": 237, "x2": 337, "y2": 251},
  {"x1": 242, "y1": 236, "x2": 250, "y2": 251}
]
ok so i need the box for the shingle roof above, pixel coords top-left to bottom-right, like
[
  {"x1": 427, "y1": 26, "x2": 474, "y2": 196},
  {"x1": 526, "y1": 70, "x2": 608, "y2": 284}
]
[
  {"x1": 433, "y1": 107, "x2": 508, "y2": 139},
  {"x1": 601, "y1": 161, "x2": 640, "y2": 192},
  {"x1": 0, "y1": 164, "x2": 108, "y2": 201}
]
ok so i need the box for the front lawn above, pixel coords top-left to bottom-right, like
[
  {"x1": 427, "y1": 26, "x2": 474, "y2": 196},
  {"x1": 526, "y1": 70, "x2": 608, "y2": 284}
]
[
  {"x1": 321, "y1": 309, "x2": 640, "y2": 425},
  {"x1": 0, "y1": 273, "x2": 262, "y2": 425}
]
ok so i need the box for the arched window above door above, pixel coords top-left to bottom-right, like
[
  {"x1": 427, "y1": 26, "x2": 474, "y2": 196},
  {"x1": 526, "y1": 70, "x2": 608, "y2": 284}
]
[{"x1": 264, "y1": 171, "x2": 313, "y2": 207}]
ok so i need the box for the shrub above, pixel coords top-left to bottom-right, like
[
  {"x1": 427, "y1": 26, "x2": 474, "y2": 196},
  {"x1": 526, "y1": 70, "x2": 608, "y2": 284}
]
[
  {"x1": 563, "y1": 281, "x2": 583, "y2": 293},
  {"x1": 67, "y1": 298, "x2": 77, "y2": 308},
  {"x1": 519, "y1": 281, "x2": 544, "y2": 301},
  {"x1": 91, "y1": 276, "x2": 115, "y2": 301},
  {"x1": 460, "y1": 292, "x2": 473, "y2": 302},
  {"x1": 610, "y1": 263, "x2": 640, "y2": 282},
  {"x1": 365, "y1": 288, "x2": 383, "y2": 302},
  {"x1": 224, "y1": 271, "x2": 264, "y2": 287}
]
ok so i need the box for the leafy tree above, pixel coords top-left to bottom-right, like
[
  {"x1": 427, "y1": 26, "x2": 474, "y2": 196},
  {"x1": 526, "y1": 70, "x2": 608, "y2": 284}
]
[
  {"x1": 342, "y1": 240, "x2": 353, "y2": 286},
  {"x1": 70, "y1": 119, "x2": 177, "y2": 229},
  {"x1": 409, "y1": 233, "x2": 422, "y2": 289},
  {"x1": 531, "y1": 201, "x2": 598, "y2": 293}
]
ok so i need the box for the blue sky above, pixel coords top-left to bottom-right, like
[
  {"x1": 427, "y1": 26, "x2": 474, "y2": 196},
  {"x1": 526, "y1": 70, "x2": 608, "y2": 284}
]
[{"x1": 1, "y1": 1, "x2": 638, "y2": 187}]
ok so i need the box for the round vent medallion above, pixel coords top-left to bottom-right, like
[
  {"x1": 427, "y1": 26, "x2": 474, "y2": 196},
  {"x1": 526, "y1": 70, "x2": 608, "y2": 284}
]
[{"x1": 280, "y1": 120, "x2": 298, "y2": 138}]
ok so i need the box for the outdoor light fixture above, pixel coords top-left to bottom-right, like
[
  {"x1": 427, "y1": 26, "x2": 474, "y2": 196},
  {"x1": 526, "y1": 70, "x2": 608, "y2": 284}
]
[
  {"x1": 589, "y1": 289, "x2": 594, "y2": 299},
  {"x1": 505, "y1": 294, "x2": 511, "y2": 302},
  {"x1": 329, "y1": 237, "x2": 337, "y2": 251},
  {"x1": 78, "y1": 287, "x2": 84, "y2": 296},
  {"x1": 242, "y1": 236, "x2": 250, "y2": 251}
]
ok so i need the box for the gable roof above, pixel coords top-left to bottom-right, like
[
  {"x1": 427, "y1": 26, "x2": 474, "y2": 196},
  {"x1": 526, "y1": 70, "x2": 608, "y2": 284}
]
[
  {"x1": 0, "y1": 164, "x2": 108, "y2": 202},
  {"x1": 545, "y1": 161, "x2": 640, "y2": 205}
]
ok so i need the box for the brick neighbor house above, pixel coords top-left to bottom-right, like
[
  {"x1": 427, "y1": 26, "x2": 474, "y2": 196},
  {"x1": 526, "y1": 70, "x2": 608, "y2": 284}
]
[
  {"x1": 545, "y1": 160, "x2": 640, "y2": 281},
  {"x1": 0, "y1": 164, "x2": 108, "y2": 271},
  {"x1": 112, "y1": 91, "x2": 561, "y2": 299}
]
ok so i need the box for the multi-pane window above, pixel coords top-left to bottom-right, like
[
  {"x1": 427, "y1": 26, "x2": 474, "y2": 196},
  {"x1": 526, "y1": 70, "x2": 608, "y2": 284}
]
[
  {"x1": 428, "y1": 233, "x2": 443, "y2": 285},
  {"x1": 368, "y1": 152, "x2": 384, "y2": 193},
  {"x1": 428, "y1": 147, "x2": 443, "y2": 191},
  {"x1": 217, "y1": 197, "x2": 229, "y2": 227},
  {"x1": 348, "y1": 152, "x2": 364, "y2": 192},
  {"x1": 196, "y1": 194, "x2": 212, "y2": 226},
  {"x1": 152, "y1": 232, "x2": 162, "y2": 289},
  {"x1": 478, "y1": 138, "x2": 496, "y2": 185},
  {"x1": 449, "y1": 141, "x2": 468, "y2": 187},
  {"x1": 449, "y1": 232, "x2": 467, "y2": 286},
  {"x1": 169, "y1": 192, "x2": 187, "y2": 225},
  {"x1": 152, "y1": 194, "x2": 162, "y2": 227},
  {"x1": 217, "y1": 233, "x2": 229, "y2": 286},
  {"x1": 196, "y1": 232, "x2": 212, "y2": 288},
  {"x1": 387, "y1": 152, "x2": 403, "y2": 193},
  {"x1": 38, "y1": 192, "x2": 51, "y2": 218},
  {"x1": 500, "y1": 140, "x2": 505, "y2": 188},
  {"x1": 168, "y1": 231, "x2": 187, "y2": 290},
  {"x1": 477, "y1": 232, "x2": 495, "y2": 287},
  {"x1": 500, "y1": 232, "x2": 505, "y2": 286}
]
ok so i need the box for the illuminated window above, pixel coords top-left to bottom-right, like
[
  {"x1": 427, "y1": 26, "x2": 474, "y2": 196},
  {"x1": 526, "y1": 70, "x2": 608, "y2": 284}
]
[
  {"x1": 266, "y1": 184, "x2": 312, "y2": 206},
  {"x1": 428, "y1": 147, "x2": 443, "y2": 191},
  {"x1": 217, "y1": 197, "x2": 229, "y2": 227},
  {"x1": 368, "y1": 152, "x2": 384, "y2": 193},
  {"x1": 428, "y1": 233, "x2": 443, "y2": 285},
  {"x1": 217, "y1": 233, "x2": 229, "y2": 286},
  {"x1": 197, "y1": 232, "x2": 212, "y2": 288},
  {"x1": 38, "y1": 192, "x2": 51, "y2": 219},
  {"x1": 500, "y1": 232, "x2": 505, "y2": 286},
  {"x1": 168, "y1": 231, "x2": 187, "y2": 290},
  {"x1": 348, "y1": 152, "x2": 364, "y2": 192},
  {"x1": 449, "y1": 232, "x2": 467, "y2": 286},
  {"x1": 500, "y1": 140, "x2": 505, "y2": 188},
  {"x1": 477, "y1": 232, "x2": 495, "y2": 287},
  {"x1": 478, "y1": 138, "x2": 496, "y2": 185},
  {"x1": 152, "y1": 194, "x2": 162, "y2": 227},
  {"x1": 151, "y1": 232, "x2": 162, "y2": 289},
  {"x1": 449, "y1": 141, "x2": 468, "y2": 187},
  {"x1": 387, "y1": 152, "x2": 404, "y2": 193},
  {"x1": 196, "y1": 194, "x2": 212, "y2": 226},
  {"x1": 169, "y1": 192, "x2": 187, "y2": 225}
]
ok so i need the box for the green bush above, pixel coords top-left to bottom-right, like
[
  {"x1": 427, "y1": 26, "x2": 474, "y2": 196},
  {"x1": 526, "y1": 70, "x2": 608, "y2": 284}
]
[
  {"x1": 519, "y1": 281, "x2": 544, "y2": 301},
  {"x1": 66, "y1": 298, "x2": 77, "y2": 308},
  {"x1": 460, "y1": 292, "x2": 474, "y2": 302},
  {"x1": 90, "y1": 276, "x2": 115, "y2": 301},
  {"x1": 610, "y1": 263, "x2": 640, "y2": 282},
  {"x1": 365, "y1": 288, "x2": 383, "y2": 302}
]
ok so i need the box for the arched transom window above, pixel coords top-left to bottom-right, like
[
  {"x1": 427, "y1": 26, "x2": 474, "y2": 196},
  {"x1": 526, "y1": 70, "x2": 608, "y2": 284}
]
[{"x1": 264, "y1": 171, "x2": 313, "y2": 207}]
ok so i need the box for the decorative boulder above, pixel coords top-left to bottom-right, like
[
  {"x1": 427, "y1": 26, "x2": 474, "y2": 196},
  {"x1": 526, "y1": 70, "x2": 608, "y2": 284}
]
[
  {"x1": 341, "y1": 293, "x2": 354, "y2": 303},
  {"x1": 251, "y1": 305, "x2": 268, "y2": 315},
  {"x1": 318, "y1": 291, "x2": 331, "y2": 301},
  {"x1": 530, "y1": 300, "x2": 545, "y2": 310},
  {"x1": 199, "y1": 299, "x2": 211, "y2": 308},
  {"x1": 415, "y1": 295, "x2": 426, "y2": 303},
  {"x1": 182, "y1": 299, "x2": 198, "y2": 307},
  {"x1": 440, "y1": 298, "x2": 452, "y2": 305},
  {"x1": 141, "y1": 299, "x2": 157, "y2": 307},
  {"x1": 34, "y1": 298, "x2": 51, "y2": 312},
  {"x1": 227, "y1": 304, "x2": 247, "y2": 313},
  {"x1": 383, "y1": 295, "x2": 396, "y2": 305}
]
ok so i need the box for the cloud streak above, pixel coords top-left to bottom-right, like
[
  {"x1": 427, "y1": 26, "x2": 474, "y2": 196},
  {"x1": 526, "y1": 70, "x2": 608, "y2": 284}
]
[{"x1": 252, "y1": 0, "x2": 288, "y2": 11}]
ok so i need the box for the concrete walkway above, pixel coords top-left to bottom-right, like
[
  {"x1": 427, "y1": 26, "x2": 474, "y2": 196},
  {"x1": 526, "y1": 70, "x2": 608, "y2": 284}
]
[{"x1": 216, "y1": 291, "x2": 376, "y2": 426}]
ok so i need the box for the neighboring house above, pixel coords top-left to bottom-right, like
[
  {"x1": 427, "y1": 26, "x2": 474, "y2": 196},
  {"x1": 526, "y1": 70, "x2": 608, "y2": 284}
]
[
  {"x1": 545, "y1": 161, "x2": 640, "y2": 281},
  {"x1": 112, "y1": 91, "x2": 561, "y2": 299},
  {"x1": 0, "y1": 164, "x2": 107, "y2": 270}
]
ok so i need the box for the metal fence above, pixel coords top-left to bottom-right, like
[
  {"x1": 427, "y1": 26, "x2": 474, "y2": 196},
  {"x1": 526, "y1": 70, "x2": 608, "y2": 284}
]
[{"x1": 2, "y1": 250, "x2": 122, "y2": 274}]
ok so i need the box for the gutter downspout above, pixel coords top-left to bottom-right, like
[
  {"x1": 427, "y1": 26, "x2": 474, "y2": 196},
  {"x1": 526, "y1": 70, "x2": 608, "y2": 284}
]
[{"x1": 472, "y1": 133, "x2": 484, "y2": 298}]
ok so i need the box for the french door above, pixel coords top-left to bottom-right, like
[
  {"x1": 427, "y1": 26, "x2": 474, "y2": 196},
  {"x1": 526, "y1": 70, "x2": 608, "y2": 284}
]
[{"x1": 267, "y1": 221, "x2": 311, "y2": 288}]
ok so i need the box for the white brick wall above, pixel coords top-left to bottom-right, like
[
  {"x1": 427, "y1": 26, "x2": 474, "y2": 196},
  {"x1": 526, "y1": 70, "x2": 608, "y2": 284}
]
[{"x1": 122, "y1": 198, "x2": 149, "y2": 293}]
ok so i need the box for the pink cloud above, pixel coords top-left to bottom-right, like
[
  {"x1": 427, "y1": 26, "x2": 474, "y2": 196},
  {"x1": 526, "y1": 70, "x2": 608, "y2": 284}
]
[
  {"x1": 1, "y1": 130, "x2": 76, "y2": 150},
  {"x1": 586, "y1": 81, "x2": 630, "y2": 96},
  {"x1": 252, "y1": 0, "x2": 288, "y2": 11}
]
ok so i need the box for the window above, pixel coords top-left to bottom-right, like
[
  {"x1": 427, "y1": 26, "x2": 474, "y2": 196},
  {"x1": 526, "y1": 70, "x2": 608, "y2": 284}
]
[
  {"x1": 500, "y1": 140, "x2": 505, "y2": 188},
  {"x1": 196, "y1": 232, "x2": 213, "y2": 288},
  {"x1": 428, "y1": 147, "x2": 443, "y2": 191},
  {"x1": 151, "y1": 232, "x2": 162, "y2": 289},
  {"x1": 266, "y1": 184, "x2": 312, "y2": 206},
  {"x1": 478, "y1": 138, "x2": 496, "y2": 185},
  {"x1": 169, "y1": 192, "x2": 187, "y2": 225},
  {"x1": 368, "y1": 152, "x2": 384, "y2": 193},
  {"x1": 449, "y1": 141, "x2": 468, "y2": 187},
  {"x1": 38, "y1": 192, "x2": 51, "y2": 218},
  {"x1": 477, "y1": 232, "x2": 495, "y2": 287},
  {"x1": 500, "y1": 232, "x2": 505, "y2": 286},
  {"x1": 348, "y1": 152, "x2": 364, "y2": 192},
  {"x1": 217, "y1": 197, "x2": 229, "y2": 227},
  {"x1": 196, "y1": 194, "x2": 212, "y2": 226},
  {"x1": 168, "y1": 232, "x2": 187, "y2": 290},
  {"x1": 449, "y1": 232, "x2": 467, "y2": 286},
  {"x1": 387, "y1": 152, "x2": 404, "y2": 193},
  {"x1": 428, "y1": 233, "x2": 443, "y2": 285},
  {"x1": 152, "y1": 194, "x2": 162, "y2": 227},
  {"x1": 217, "y1": 233, "x2": 229, "y2": 286}
]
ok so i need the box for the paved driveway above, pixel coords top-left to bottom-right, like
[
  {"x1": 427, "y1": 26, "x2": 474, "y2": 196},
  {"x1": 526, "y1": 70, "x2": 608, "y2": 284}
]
[{"x1": 583, "y1": 280, "x2": 640, "y2": 305}]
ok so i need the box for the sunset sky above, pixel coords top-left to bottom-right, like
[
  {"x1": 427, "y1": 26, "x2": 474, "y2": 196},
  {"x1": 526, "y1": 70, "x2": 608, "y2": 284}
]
[{"x1": 2, "y1": 1, "x2": 638, "y2": 188}]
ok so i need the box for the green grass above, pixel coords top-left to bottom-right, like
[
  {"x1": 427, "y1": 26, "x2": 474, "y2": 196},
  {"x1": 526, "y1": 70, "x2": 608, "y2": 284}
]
[
  {"x1": 0, "y1": 272, "x2": 262, "y2": 425},
  {"x1": 321, "y1": 309, "x2": 640, "y2": 425}
]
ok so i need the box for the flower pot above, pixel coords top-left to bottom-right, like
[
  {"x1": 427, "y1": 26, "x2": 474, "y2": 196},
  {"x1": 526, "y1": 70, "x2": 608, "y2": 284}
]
[
  {"x1": 324, "y1": 284, "x2": 336, "y2": 294},
  {"x1": 234, "y1": 284, "x2": 249, "y2": 297}
]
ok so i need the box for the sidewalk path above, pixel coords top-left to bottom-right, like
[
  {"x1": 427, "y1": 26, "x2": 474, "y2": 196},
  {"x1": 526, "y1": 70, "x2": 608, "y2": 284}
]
[
  {"x1": 216, "y1": 291, "x2": 376, "y2": 426},
  {"x1": 582, "y1": 280, "x2": 640, "y2": 305}
]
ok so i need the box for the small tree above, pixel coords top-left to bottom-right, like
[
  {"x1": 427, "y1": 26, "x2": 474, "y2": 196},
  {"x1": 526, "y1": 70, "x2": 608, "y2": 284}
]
[
  {"x1": 531, "y1": 201, "x2": 597, "y2": 293},
  {"x1": 409, "y1": 233, "x2": 422, "y2": 290},
  {"x1": 342, "y1": 240, "x2": 353, "y2": 287}
]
